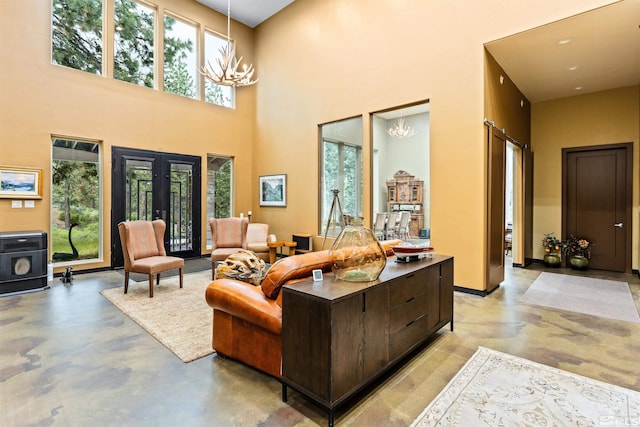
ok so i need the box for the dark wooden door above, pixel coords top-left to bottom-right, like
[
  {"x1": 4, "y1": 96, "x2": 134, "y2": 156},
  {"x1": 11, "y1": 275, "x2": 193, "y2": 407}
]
[
  {"x1": 487, "y1": 126, "x2": 506, "y2": 293},
  {"x1": 563, "y1": 143, "x2": 632, "y2": 272},
  {"x1": 522, "y1": 147, "x2": 534, "y2": 266},
  {"x1": 111, "y1": 147, "x2": 201, "y2": 267}
]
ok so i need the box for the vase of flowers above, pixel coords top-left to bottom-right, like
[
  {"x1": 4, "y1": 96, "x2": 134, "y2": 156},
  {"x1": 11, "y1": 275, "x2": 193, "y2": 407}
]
[
  {"x1": 541, "y1": 233, "x2": 562, "y2": 267},
  {"x1": 562, "y1": 235, "x2": 592, "y2": 270}
]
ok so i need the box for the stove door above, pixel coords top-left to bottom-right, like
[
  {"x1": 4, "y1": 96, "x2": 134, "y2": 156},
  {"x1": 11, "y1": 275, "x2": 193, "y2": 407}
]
[{"x1": 0, "y1": 249, "x2": 47, "y2": 283}]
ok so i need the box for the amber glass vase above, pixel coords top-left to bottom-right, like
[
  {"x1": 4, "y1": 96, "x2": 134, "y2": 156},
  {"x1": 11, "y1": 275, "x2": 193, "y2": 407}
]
[{"x1": 329, "y1": 218, "x2": 387, "y2": 282}]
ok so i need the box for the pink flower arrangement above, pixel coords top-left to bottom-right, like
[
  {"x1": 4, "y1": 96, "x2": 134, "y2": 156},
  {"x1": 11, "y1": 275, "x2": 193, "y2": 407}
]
[{"x1": 562, "y1": 235, "x2": 592, "y2": 259}]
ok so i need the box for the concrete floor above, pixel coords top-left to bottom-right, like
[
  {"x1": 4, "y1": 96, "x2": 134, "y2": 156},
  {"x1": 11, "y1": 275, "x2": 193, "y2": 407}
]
[{"x1": 1, "y1": 260, "x2": 639, "y2": 426}]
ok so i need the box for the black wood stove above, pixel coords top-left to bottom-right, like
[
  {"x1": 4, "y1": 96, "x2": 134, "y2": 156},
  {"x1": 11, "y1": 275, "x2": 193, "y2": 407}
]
[{"x1": 0, "y1": 230, "x2": 49, "y2": 295}]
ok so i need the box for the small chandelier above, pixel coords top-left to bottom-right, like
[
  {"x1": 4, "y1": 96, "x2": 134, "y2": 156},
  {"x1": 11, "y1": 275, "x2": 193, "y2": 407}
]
[
  {"x1": 201, "y1": 0, "x2": 258, "y2": 87},
  {"x1": 387, "y1": 117, "x2": 416, "y2": 138}
]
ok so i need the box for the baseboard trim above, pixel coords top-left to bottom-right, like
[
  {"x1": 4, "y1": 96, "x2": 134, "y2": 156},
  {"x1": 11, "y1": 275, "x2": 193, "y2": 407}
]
[{"x1": 454, "y1": 285, "x2": 495, "y2": 297}]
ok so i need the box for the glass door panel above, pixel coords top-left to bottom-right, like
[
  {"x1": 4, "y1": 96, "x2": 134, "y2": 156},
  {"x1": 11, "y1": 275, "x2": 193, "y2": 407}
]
[
  {"x1": 169, "y1": 162, "x2": 193, "y2": 252},
  {"x1": 125, "y1": 159, "x2": 154, "y2": 221}
]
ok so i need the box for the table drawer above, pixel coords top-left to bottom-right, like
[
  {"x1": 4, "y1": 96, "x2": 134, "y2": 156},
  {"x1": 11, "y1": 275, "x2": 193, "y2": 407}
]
[
  {"x1": 389, "y1": 313, "x2": 429, "y2": 360},
  {"x1": 388, "y1": 268, "x2": 428, "y2": 308},
  {"x1": 389, "y1": 290, "x2": 428, "y2": 334}
]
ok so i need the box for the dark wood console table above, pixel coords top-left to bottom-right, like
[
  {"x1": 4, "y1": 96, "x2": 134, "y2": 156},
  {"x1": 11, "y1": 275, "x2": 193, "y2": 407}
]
[{"x1": 281, "y1": 254, "x2": 454, "y2": 426}]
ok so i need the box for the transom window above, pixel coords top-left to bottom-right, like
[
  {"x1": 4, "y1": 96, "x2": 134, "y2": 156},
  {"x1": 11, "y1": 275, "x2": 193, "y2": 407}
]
[
  {"x1": 204, "y1": 31, "x2": 234, "y2": 108},
  {"x1": 114, "y1": 0, "x2": 155, "y2": 87},
  {"x1": 50, "y1": 1, "x2": 238, "y2": 108},
  {"x1": 52, "y1": 0, "x2": 103, "y2": 74},
  {"x1": 164, "y1": 14, "x2": 198, "y2": 99}
]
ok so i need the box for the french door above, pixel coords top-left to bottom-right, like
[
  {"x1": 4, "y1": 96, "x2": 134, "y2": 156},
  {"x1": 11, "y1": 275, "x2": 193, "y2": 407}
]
[{"x1": 111, "y1": 147, "x2": 201, "y2": 267}]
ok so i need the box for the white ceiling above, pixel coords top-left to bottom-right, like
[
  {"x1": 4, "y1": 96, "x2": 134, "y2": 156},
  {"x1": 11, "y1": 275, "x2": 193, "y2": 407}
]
[
  {"x1": 196, "y1": 1, "x2": 639, "y2": 103},
  {"x1": 485, "y1": 1, "x2": 640, "y2": 103},
  {"x1": 195, "y1": 0, "x2": 294, "y2": 28}
]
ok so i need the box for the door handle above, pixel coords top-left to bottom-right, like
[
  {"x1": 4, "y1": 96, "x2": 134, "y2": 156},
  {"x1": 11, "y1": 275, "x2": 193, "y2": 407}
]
[{"x1": 614, "y1": 222, "x2": 623, "y2": 228}]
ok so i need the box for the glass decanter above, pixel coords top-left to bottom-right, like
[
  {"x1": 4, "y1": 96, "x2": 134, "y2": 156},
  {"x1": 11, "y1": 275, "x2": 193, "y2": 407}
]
[{"x1": 329, "y1": 217, "x2": 387, "y2": 282}]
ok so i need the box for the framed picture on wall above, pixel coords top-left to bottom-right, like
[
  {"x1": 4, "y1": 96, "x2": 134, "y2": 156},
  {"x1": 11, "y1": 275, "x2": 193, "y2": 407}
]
[
  {"x1": 259, "y1": 174, "x2": 286, "y2": 207},
  {"x1": 0, "y1": 166, "x2": 43, "y2": 199}
]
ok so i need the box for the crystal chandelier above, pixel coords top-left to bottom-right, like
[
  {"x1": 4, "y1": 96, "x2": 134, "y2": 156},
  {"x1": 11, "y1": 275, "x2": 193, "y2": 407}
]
[
  {"x1": 387, "y1": 117, "x2": 416, "y2": 138},
  {"x1": 201, "y1": 0, "x2": 258, "y2": 87}
]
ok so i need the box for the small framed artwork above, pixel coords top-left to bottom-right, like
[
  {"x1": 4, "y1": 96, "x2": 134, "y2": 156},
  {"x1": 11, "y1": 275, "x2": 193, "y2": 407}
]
[
  {"x1": 0, "y1": 166, "x2": 43, "y2": 199},
  {"x1": 259, "y1": 174, "x2": 287, "y2": 207},
  {"x1": 312, "y1": 269, "x2": 323, "y2": 281}
]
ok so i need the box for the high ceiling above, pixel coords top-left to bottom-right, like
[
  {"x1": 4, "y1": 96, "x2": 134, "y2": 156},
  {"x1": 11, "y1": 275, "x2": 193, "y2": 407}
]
[
  {"x1": 195, "y1": 0, "x2": 294, "y2": 28},
  {"x1": 196, "y1": 1, "x2": 639, "y2": 103}
]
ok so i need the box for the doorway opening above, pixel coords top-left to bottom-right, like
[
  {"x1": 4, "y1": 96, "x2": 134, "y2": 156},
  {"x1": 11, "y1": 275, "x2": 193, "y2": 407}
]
[
  {"x1": 505, "y1": 142, "x2": 515, "y2": 265},
  {"x1": 371, "y1": 101, "x2": 430, "y2": 240}
]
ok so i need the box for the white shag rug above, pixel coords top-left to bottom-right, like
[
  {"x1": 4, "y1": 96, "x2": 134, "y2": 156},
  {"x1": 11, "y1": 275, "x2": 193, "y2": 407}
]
[
  {"x1": 411, "y1": 347, "x2": 640, "y2": 426},
  {"x1": 101, "y1": 270, "x2": 213, "y2": 362}
]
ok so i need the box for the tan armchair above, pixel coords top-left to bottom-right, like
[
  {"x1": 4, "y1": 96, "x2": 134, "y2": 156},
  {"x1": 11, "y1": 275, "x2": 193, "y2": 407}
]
[
  {"x1": 209, "y1": 217, "x2": 249, "y2": 278},
  {"x1": 246, "y1": 223, "x2": 277, "y2": 262},
  {"x1": 118, "y1": 220, "x2": 184, "y2": 298}
]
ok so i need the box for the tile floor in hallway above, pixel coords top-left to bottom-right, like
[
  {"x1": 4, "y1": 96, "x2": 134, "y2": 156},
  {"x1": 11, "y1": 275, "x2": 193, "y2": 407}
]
[{"x1": 1, "y1": 259, "x2": 639, "y2": 427}]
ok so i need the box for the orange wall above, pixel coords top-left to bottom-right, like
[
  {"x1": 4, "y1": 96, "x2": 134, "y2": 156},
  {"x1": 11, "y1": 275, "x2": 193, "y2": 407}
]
[
  {"x1": 484, "y1": 50, "x2": 531, "y2": 266},
  {"x1": 532, "y1": 85, "x2": 640, "y2": 264},
  {"x1": 0, "y1": 0, "x2": 623, "y2": 289},
  {"x1": 0, "y1": 0, "x2": 256, "y2": 271},
  {"x1": 253, "y1": 0, "x2": 616, "y2": 291}
]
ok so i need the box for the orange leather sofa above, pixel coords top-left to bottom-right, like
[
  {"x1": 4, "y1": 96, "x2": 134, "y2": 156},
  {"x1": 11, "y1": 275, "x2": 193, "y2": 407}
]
[{"x1": 204, "y1": 239, "x2": 402, "y2": 378}]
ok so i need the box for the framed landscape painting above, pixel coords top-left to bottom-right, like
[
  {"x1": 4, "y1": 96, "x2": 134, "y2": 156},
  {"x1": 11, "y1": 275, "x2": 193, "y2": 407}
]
[
  {"x1": 0, "y1": 166, "x2": 43, "y2": 199},
  {"x1": 259, "y1": 174, "x2": 286, "y2": 207}
]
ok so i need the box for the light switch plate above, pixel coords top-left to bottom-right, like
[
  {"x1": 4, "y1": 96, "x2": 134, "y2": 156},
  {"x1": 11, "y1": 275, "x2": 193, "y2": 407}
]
[
  {"x1": 24, "y1": 200, "x2": 35, "y2": 208},
  {"x1": 11, "y1": 200, "x2": 22, "y2": 208}
]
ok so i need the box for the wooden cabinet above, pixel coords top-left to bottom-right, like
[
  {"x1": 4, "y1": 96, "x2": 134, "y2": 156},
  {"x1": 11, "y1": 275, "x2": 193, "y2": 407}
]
[
  {"x1": 386, "y1": 170, "x2": 425, "y2": 238},
  {"x1": 281, "y1": 255, "x2": 453, "y2": 426}
]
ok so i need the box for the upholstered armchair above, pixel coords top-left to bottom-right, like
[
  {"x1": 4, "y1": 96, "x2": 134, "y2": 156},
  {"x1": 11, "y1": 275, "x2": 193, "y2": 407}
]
[
  {"x1": 209, "y1": 217, "x2": 249, "y2": 278},
  {"x1": 117, "y1": 220, "x2": 184, "y2": 298},
  {"x1": 246, "y1": 223, "x2": 277, "y2": 262}
]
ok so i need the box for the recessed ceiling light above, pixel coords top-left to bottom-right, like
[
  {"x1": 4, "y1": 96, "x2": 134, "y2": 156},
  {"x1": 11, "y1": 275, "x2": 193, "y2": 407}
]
[
  {"x1": 574, "y1": 86, "x2": 584, "y2": 91},
  {"x1": 568, "y1": 66, "x2": 578, "y2": 71},
  {"x1": 557, "y1": 37, "x2": 573, "y2": 45}
]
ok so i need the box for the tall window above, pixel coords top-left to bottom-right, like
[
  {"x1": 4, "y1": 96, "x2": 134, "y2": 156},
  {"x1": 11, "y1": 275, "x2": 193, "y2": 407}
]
[
  {"x1": 164, "y1": 14, "x2": 198, "y2": 99},
  {"x1": 51, "y1": 137, "x2": 101, "y2": 264},
  {"x1": 52, "y1": 0, "x2": 103, "y2": 74},
  {"x1": 206, "y1": 155, "x2": 233, "y2": 249},
  {"x1": 204, "y1": 31, "x2": 234, "y2": 108},
  {"x1": 114, "y1": 0, "x2": 155, "y2": 87},
  {"x1": 320, "y1": 117, "x2": 363, "y2": 237}
]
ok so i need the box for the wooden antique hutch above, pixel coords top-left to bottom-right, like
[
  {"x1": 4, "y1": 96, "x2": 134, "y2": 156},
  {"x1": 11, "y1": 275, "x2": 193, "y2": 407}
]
[{"x1": 386, "y1": 170, "x2": 424, "y2": 238}]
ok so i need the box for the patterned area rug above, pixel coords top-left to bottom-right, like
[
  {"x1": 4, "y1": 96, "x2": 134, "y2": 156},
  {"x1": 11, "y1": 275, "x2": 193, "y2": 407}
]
[
  {"x1": 411, "y1": 347, "x2": 640, "y2": 426},
  {"x1": 101, "y1": 271, "x2": 213, "y2": 362},
  {"x1": 521, "y1": 272, "x2": 640, "y2": 323}
]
